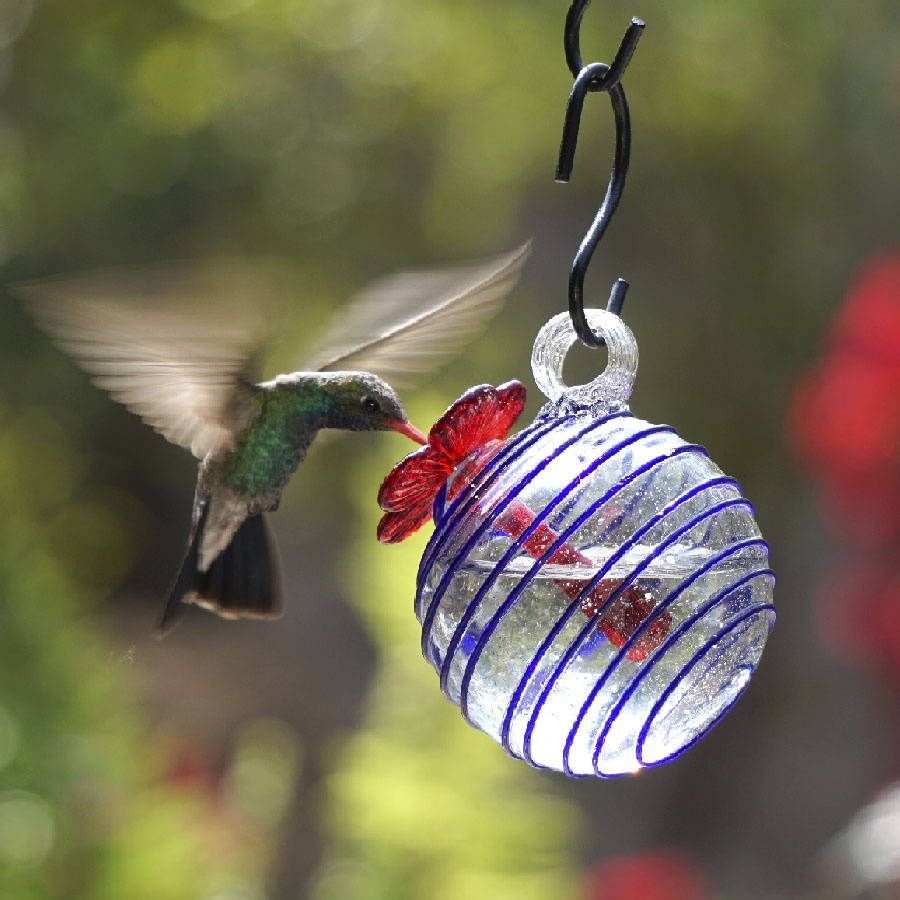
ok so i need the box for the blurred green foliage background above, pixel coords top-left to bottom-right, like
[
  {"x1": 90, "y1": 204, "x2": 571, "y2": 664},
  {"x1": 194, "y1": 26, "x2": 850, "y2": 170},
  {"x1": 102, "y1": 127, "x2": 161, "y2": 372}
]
[{"x1": 1, "y1": 0, "x2": 899, "y2": 897}]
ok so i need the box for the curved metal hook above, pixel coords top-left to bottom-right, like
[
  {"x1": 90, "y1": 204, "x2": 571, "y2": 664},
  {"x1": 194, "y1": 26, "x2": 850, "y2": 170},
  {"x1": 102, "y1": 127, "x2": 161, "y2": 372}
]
[
  {"x1": 565, "y1": 3, "x2": 644, "y2": 85},
  {"x1": 557, "y1": 9, "x2": 644, "y2": 349}
]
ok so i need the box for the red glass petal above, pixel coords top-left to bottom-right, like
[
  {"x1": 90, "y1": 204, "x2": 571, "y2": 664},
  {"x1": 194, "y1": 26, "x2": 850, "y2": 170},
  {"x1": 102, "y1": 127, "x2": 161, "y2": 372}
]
[
  {"x1": 489, "y1": 380, "x2": 527, "y2": 441},
  {"x1": 445, "y1": 439, "x2": 506, "y2": 501},
  {"x1": 429, "y1": 385, "x2": 500, "y2": 463},
  {"x1": 378, "y1": 382, "x2": 527, "y2": 544},
  {"x1": 377, "y1": 447, "x2": 453, "y2": 512},
  {"x1": 377, "y1": 502, "x2": 435, "y2": 544}
]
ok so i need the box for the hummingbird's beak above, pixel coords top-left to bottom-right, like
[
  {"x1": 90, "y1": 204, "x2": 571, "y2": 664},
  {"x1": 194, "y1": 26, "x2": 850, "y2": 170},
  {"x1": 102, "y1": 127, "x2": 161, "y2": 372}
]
[{"x1": 389, "y1": 419, "x2": 427, "y2": 445}]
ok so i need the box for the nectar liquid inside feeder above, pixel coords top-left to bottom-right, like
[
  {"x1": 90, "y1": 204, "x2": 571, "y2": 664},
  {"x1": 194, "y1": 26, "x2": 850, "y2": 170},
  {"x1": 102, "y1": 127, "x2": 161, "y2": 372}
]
[{"x1": 415, "y1": 309, "x2": 775, "y2": 777}]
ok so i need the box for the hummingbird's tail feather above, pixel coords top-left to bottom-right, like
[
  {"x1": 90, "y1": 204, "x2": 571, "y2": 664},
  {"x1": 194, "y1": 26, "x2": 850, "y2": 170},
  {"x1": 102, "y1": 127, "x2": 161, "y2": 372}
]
[
  {"x1": 157, "y1": 508, "x2": 282, "y2": 635},
  {"x1": 198, "y1": 513, "x2": 282, "y2": 620}
]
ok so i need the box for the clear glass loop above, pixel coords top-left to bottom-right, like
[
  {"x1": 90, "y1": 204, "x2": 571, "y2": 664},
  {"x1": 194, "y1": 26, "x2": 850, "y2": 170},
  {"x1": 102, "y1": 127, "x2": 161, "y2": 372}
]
[{"x1": 531, "y1": 309, "x2": 638, "y2": 408}]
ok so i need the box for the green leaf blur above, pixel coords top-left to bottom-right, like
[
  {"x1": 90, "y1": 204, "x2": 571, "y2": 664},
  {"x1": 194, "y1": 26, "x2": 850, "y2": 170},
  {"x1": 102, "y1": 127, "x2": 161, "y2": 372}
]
[{"x1": 0, "y1": 393, "x2": 283, "y2": 898}]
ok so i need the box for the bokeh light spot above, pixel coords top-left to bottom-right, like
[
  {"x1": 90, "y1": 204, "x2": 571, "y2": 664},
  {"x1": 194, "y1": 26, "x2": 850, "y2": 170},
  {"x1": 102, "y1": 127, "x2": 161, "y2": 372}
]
[
  {"x1": 0, "y1": 792, "x2": 55, "y2": 869},
  {"x1": 227, "y1": 718, "x2": 302, "y2": 828},
  {"x1": 286, "y1": 0, "x2": 383, "y2": 53},
  {"x1": 131, "y1": 35, "x2": 233, "y2": 134}
]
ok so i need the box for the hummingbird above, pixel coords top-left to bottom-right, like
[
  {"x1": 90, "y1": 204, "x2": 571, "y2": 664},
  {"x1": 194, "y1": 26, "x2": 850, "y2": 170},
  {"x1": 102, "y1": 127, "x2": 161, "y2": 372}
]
[{"x1": 19, "y1": 242, "x2": 530, "y2": 632}]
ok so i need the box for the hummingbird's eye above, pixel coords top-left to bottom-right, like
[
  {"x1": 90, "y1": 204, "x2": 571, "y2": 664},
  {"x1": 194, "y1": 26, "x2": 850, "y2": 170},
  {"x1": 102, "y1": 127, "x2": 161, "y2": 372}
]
[{"x1": 362, "y1": 395, "x2": 381, "y2": 414}]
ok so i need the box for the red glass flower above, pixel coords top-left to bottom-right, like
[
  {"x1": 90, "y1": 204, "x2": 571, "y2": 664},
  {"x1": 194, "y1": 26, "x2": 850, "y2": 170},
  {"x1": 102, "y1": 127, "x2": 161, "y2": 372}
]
[{"x1": 377, "y1": 381, "x2": 527, "y2": 544}]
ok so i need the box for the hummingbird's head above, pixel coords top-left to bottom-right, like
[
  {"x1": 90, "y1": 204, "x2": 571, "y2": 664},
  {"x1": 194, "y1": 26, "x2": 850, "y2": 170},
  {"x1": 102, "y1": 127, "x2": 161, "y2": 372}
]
[{"x1": 323, "y1": 372, "x2": 426, "y2": 444}]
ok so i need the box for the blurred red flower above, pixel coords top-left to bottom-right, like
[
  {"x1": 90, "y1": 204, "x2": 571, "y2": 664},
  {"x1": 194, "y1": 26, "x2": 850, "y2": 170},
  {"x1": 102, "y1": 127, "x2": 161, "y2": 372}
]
[
  {"x1": 582, "y1": 850, "x2": 712, "y2": 900},
  {"x1": 789, "y1": 256, "x2": 900, "y2": 546},
  {"x1": 789, "y1": 254, "x2": 900, "y2": 688}
]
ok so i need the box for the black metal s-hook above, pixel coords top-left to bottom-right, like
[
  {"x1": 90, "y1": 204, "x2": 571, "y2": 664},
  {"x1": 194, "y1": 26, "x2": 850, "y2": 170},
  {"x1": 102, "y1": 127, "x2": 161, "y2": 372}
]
[{"x1": 557, "y1": 4, "x2": 644, "y2": 349}]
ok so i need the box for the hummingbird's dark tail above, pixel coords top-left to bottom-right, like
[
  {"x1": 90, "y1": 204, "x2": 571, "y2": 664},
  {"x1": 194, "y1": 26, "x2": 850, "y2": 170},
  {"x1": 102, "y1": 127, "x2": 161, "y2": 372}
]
[{"x1": 158, "y1": 505, "x2": 282, "y2": 635}]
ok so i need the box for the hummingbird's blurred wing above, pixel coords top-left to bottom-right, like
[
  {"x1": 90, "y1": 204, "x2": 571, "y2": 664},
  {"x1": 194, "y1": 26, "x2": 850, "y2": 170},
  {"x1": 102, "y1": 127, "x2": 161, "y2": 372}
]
[
  {"x1": 302, "y1": 241, "x2": 531, "y2": 386},
  {"x1": 17, "y1": 265, "x2": 267, "y2": 459}
]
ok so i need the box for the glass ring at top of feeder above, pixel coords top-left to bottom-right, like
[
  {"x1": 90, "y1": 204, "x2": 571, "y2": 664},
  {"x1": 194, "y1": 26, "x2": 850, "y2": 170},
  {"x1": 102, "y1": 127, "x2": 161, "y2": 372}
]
[{"x1": 417, "y1": 309, "x2": 775, "y2": 777}]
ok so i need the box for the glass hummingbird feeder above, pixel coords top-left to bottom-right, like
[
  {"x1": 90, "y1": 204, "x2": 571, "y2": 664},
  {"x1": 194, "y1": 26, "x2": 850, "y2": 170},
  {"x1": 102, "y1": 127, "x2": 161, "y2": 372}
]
[{"x1": 377, "y1": 4, "x2": 774, "y2": 777}]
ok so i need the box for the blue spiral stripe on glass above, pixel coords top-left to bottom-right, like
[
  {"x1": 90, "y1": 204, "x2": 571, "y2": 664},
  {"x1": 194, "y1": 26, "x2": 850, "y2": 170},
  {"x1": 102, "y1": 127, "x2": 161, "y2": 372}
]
[
  {"x1": 593, "y1": 449, "x2": 668, "y2": 541},
  {"x1": 550, "y1": 442, "x2": 643, "y2": 529},
  {"x1": 514, "y1": 488, "x2": 748, "y2": 766},
  {"x1": 416, "y1": 417, "x2": 569, "y2": 657},
  {"x1": 587, "y1": 555, "x2": 773, "y2": 774},
  {"x1": 436, "y1": 420, "x2": 684, "y2": 696},
  {"x1": 438, "y1": 424, "x2": 683, "y2": 698},
  {"x1": 420, "y1": 414, "x2": 604, "y2": 660},
  {"x1": 417, "y1": 412, "x2": 624, "y2": 612},
  {"x1": 500, "y1": 476, "x2": 744, "y2": 760},
  {"x1": 634, "y1": 597, "x2": 774, "y2": 767},
  {"x1": 590, "y1": 537, "x2": 769, "y2": 703},
  {"x1": 622, "y1": 609, "x2": 774, "y2": 773},
  {"x1": 419, "y1": 414, "x2": 646, "y2": 661},
  {"x1": 449, "y1": 435, "x2": 698, "y2": 714},
  {"x1": 607, "y1": 561, "x2": 773, "y2": 689},
  {"x1": 440, "y1": 426, "x2": 684, "y2": 696},
  {"x1": 418, "y1": 416, "x2": 561, "y2": 586},
  {"x1": 525, "y1": 506, "x2": 750, "y2": 775},
  {"x1": 636, "y1": 603, "x2": 775, "y2": 767},
  {"x1": 557, "y1": 499, "x2": 760, "y2": 773},
  {"x1": 508, "y1": 484, "x2": 743, "y2": 762},
  {"x1": 417, "y1": 416, "x2": 550, "y2": 596},
  {"x1": 421, "y1": 411, "x2": 634, "y2": 581},
  {"x1": 521, "y1": 495, "x2": 752, "y2": 772},
  {"x1": 560, "y1": 497, "x2": 764, "y2": 775},
  {"x1": 453, "y1": 445, "x2": 723, "y2": 731}
]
